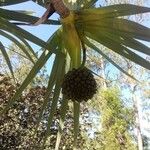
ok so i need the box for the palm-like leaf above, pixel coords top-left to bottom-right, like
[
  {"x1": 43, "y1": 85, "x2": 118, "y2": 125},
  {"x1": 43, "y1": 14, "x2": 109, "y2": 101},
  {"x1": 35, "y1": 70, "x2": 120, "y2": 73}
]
[
  {"x1": 0, "y1": 0, "x2": 29, "y2": 6},
  {"x1": 0, "y1": 0, "x2": 48, "y2": 7},
  {"x1": 0, "y1": 1, "x2": 150, "y2": 149},
  {"x1": 0, "y1": 30, "x2": 36, "y2": 63},
  {"x1": 0, "y1": 8, "x2": 60, "y2": 25},
  {"x1": 75, "y1": 5, "x2": 150, "y2": 70},
  {"x1": 0, "y1": 42, "x2": 15, "y2": 80}
]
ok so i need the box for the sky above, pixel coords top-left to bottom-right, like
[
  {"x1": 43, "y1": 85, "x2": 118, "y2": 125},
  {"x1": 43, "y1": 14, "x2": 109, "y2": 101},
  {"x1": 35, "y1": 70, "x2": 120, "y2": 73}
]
[{"x1": 0, "y1": 0, "x2": 150, "y2": 141}]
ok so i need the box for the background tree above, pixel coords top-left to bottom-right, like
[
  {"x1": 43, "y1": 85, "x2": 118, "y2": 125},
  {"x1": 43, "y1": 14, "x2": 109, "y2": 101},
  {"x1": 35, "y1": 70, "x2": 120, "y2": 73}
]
[{"x1": 0, "y1": 75, "x2": 86, "y2": 150}]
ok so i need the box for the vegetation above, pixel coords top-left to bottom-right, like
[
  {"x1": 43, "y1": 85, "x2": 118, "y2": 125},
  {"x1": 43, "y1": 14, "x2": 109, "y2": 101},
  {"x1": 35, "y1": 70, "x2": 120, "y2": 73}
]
[
  {"x1": 0, "y1": 0, "x2": 150, "y2": 149},
  {"x1": 93, "y1": 89, "x2": 136, "y2": 150},
  {"x1": 0, "y1": 75, "x2": 137, "y2": 149}
]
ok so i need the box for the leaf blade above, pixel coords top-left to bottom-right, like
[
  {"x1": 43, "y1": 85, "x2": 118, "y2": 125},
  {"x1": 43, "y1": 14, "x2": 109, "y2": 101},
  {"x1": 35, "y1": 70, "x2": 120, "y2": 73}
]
[
  {"x1": 82, "y1": 18, "x2": 150, "y2": 42},
  {"x1": 0, "y1": 18, "x2": 51, "y2": 51},
  {"x1": 84, "y1": 29, "x2": 150, "y2": 70},
  {"x1": 84, "y1": 38, "x2": 138, "y2": 81},
  {"x1": 73, "y1": 101, "x2": 80, "y2": 150},
  {"x1": 78, "y1": 4, "x2": 150, "y2": 19},
  {"x1": 0, "y1": 30, "x2": 35, "y2": 63},
  {"x1": 0, "y1": 8, "x2": 60, "y2": 25},
  {"x1": 34, "y1": 53, "x2": 60, "y2": 135},
  {"x1": 42, "y1": 53, "x2": 66, "y2": 148},
  {"x1": 55, "y1": 97, "x2": 69, "y2": 150},
  {"x1": 0, "y1": 49, "x2": 53, "y2": 115},
  {"x1": 0, "y1": 42, "x2": 15, "y2": 80},
  {"x1": 0, "y1": 0, "x2": 29, "y2": 6}
]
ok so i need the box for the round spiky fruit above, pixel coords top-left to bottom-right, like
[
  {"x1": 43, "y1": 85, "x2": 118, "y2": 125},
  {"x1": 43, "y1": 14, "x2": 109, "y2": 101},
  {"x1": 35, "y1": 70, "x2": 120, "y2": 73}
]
[{"x1": 62, "y1": 67, "x2": 97, "y2": 102}]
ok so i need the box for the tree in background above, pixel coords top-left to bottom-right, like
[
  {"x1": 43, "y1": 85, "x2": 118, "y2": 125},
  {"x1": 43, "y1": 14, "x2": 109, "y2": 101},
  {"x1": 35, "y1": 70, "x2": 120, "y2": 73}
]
[
  {"x1": 98, "y1": 89, "x2": 136, "y2": 150},
  {"x1": 80, "y1": 88, "x2": 136, "y2": 150},
  {"x1": 0, "y1": 75, "x2": 137, "y2": 150}
]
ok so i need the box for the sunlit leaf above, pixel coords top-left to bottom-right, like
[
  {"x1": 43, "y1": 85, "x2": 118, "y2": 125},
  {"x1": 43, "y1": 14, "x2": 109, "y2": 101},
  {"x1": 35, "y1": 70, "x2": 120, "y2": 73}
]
[
  {"x1": 82, "y1": 18, "x2": 150, "y2": 41},
  {"x1": 78, "y1": 4, "x2": 150, "y2": 19},
  {"x1": 0, "y1": 0, "x2": 29, "y2": 6},
  {"x1": 82, "y1": 0, "x2": 98, "y2": 9},
  {"x1": 84, "y1": 28, "x2": 150, "y2": 70},
  {"x1": 0, "y1": 8, "x2": 60, "y2": 25}
]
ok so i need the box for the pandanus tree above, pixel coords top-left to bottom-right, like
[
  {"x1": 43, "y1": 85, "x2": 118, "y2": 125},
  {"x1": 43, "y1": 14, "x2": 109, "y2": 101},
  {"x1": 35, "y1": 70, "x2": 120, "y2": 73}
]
[{"x1": 0, "y1": 0, "x2": 150, "y2": 149}]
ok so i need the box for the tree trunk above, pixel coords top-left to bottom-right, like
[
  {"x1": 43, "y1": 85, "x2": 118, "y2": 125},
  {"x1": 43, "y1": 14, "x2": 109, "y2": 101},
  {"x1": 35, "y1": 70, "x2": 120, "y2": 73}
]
[
  {"x1": 132, "y1": 85, "x2": 143, "y2": 150},
  {"x1": 101, "y1": 58, "x2": 107, "y2": 89}
]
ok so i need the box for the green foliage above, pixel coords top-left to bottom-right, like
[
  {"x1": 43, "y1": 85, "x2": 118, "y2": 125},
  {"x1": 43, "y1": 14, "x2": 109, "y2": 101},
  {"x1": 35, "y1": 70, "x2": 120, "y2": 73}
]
[
  {"x1": 0, "y1": 1, "x2": 150, "y2": 149},
  {"x1": 83, "y1": 88, "x2": 136, "y2": 150},
  {"x1": 99, "y1": 89, "x2": 136, "y2": 150}
]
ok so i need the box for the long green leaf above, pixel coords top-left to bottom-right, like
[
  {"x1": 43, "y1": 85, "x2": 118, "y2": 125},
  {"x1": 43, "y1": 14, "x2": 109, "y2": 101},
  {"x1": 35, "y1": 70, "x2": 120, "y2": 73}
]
[
  {"x1": 55, "y1": 97, "x2": 69, "y2": 150},
  {"x1": 34, "y1": 53, "x2": 60, "y2": 135},
  {"x1": 33, "y1": 29, "x2": 62, "y2": 136},
  {"x1": 78, "y1": 4, "x2": 150, "y2": 19},
  {"x1": 93, "y1": 28, "x2": 150, "y2": 56},
  {"x1": 0, "y1": 28, "x2": 61, "y2": 115},
  {"x1": 0, "y1": 30, "x2": 35, "y2": 63},
  {"x1": 0, "y1": 0, "x2": 29, "y2": 6},
  {"x1": 0, "y1": 8, "x2": 60, "y2": 25},
  {"x1": 122, "y1": 37, "x2": 150, "y2": 56},
  {"x1": 55, "y1": 53, "x2": 70, "y2": 150},
  {"x1": 83, "y1": 18, "x2": 150, "y2": 42},
  {"x1": 0, "y1": 42, "x2": 15, "y2": 80},
  {"x1": 73, "y1": 101, "x2": 80, "y2": 150},
  {"x1": 109, "y1": 31, "x2": 150, "y2": 56},
  {"x1": 84, "y1": 38, "x2": 138, "y2": 81},
  {"x1": 0, "y1": 18, "x2": 52, "y2": 51},
  {"x1": 18, "y1": 37, "x2": 38, "y2": 60},
  {"x1": 84, "y1": 29, "x2": 150, "y2": 70},
  {"x1": 42, "y1": 52, "x2": 66, "y2": 148},
  {"x1": 83, "y1": 26, "x2": 150, "y2": 56}
]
